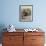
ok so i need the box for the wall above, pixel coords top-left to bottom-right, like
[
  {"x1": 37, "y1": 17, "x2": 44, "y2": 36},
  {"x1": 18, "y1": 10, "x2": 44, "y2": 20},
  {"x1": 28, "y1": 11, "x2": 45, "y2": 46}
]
[{"x1": 0, "y1": 0, "x2": 46, "y2": 44}]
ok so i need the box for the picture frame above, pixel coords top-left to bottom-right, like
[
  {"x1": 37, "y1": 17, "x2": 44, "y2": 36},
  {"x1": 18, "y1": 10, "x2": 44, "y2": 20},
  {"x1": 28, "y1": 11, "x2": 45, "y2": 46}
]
[{"x1": 19, "y1": 5, "x2": 33, "y2": 22}]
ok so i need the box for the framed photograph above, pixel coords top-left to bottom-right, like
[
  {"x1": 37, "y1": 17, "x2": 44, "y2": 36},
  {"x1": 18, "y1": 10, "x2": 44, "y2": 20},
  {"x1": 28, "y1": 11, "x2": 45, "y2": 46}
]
[{"x1": 19, "y1": 5, "x2": 33, "y2": 22}]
